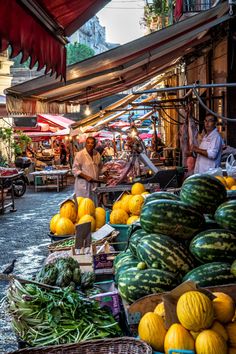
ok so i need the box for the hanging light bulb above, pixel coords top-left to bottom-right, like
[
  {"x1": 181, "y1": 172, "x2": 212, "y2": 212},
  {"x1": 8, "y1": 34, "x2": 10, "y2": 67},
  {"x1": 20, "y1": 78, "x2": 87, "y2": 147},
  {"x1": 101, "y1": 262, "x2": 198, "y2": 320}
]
[{"x1": 85, "y1": 101, "x2": 91, "y2": 116}]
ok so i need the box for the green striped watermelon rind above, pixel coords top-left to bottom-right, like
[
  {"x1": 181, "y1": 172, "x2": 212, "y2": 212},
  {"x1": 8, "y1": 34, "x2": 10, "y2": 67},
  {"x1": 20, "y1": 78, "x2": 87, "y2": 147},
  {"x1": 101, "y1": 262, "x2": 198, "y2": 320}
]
[
  {"x1": 140, "y1": 199, "x2": 205, "y2": 239},
  {"x1": 182, "y1": 262, "x2": 236, "y2": 287},
  {"x1": 136, "y1": 233, "x2": 195, "y2": 275},
  {"x1": 118, "y1": 267, "x2": 178, "y2": 304},
  {"x1": 214, "y1": 199, "x2": 236, "y2": 232},
  {"x1": 180, "y1": 174, "x2": 227, "y2": 214},
  {"x1": 190, "y1": 229, "x2": 236, "y2": 263},
  {"x1": 128, "y1": 229, "x2": 148, "y2": 257},
  {"x1": 227, "y1": 189, "x2": 236, "y2": 200},
  {"x1": 144, "y1": 191, "x2": 180, "y2": 205}
]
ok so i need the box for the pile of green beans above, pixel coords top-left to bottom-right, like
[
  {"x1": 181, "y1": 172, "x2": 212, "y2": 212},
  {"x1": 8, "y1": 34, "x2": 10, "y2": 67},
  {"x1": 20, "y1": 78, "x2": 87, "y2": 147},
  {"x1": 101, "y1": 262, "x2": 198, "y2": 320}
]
[{"x1": 7, "y1": 280, "x2": 121, "y2": 347}]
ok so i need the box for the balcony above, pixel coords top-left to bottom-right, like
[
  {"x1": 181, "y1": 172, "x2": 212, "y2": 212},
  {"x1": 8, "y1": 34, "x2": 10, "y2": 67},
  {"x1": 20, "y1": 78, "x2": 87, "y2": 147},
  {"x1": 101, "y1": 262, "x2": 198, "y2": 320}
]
[{"x1": 182, "y1": 0, "x2": 215, "y2": 13}]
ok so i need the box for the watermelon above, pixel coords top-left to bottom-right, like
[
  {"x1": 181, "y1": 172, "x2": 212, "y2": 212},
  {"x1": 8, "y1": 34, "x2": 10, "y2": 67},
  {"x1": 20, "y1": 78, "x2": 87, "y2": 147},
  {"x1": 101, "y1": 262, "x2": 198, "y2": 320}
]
[
  {"x1": 128, "y1": 229, "x2": 148, "y2": 257},
  {"x1": 144, "y1": 191, "x2": 179, "y2": 204},
  {"x1": 140, "y1": 199, "x2": 205, "y2": 239},
  {"x1": 118, "y1": 267, "x2": 178, "y2": 304},
  {"x1": 180, "y1": 174, "x2": 227, "y2": 214},
  {"x1": 183, "y1": 262, "x2": 236, "y2": 287},
  {"x1": 227, "y1": 190, "x2": 236, "y2": 200},
  {"x1": 214, "y1": 200, "x2": 236, "y2": 232},
  {"x1": 114, "y1": 260, "x2": 139, "y2": 284},
  {"x1": 190, "y1": 229, "x2": 236, "y2": 263},
  {"x1": 136, "y1": 234, "x2": 195, "y2": 275},
  {"x1": 114, "y1": 250, "x2": 133, "y2": 270}
]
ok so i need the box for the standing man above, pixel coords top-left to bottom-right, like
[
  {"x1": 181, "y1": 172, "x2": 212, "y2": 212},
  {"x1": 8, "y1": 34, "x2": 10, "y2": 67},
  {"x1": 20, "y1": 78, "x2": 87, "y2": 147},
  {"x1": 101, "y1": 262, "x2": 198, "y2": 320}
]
[
  {"x1": 72, "y1": 137, "x2": 102, "y2": 201},
  {"x1": 191, "y1": 115, "x2": 223, "y2": 174}
]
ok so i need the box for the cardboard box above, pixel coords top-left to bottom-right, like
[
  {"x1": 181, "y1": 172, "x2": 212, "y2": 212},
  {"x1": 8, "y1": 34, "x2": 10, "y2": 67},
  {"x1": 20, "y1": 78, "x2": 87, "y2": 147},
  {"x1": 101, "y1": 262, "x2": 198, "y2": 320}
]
[
  {"x1": 89, "y1": 280, "x2": 121, "y2": 317},
  {"x1": 122, "y1": 281, "x2": 236, "y2": 336}
]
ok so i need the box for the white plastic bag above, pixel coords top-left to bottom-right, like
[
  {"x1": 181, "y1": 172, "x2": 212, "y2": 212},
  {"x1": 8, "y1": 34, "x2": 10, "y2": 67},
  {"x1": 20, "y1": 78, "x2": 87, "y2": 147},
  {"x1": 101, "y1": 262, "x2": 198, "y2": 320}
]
[
  {"x1": 226, "y1": 154, "x2": 236, "y2": 178},
  {"x1": 206, "y1": 167, "x2": 223, "y2": 176}
]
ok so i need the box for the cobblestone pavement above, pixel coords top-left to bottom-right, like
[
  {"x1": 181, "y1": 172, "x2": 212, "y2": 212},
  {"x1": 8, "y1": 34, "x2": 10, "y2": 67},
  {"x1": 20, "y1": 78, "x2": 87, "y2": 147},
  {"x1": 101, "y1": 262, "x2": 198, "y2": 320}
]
[{"x1": 0, "y1": 185, "x2": 74, "y2": 353}]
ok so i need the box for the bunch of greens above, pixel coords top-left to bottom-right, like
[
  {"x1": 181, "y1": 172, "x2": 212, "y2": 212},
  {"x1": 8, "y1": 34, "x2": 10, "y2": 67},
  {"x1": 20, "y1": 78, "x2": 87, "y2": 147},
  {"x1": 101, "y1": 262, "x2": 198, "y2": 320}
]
[{"x1": 7, "y1": 279, "x2": 122, "y2": 347}]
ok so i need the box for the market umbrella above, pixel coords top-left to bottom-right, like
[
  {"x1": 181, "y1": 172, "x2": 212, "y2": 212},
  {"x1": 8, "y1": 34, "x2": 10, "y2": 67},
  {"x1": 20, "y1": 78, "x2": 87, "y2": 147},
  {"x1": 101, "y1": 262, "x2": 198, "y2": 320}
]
[{"x1": 139, "y1": 133, "x2": 153, "y2": 140}]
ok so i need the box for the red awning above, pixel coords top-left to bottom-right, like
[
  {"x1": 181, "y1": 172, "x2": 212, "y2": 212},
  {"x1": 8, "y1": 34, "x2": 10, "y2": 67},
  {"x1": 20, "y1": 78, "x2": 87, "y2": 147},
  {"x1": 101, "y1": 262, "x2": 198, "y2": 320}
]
[
  {"x1": 0, "y1": 0, "x2": 110, "y2": 79},
  {"x1": 5, "y1": 2, "x2": 230, "y2": 114}
]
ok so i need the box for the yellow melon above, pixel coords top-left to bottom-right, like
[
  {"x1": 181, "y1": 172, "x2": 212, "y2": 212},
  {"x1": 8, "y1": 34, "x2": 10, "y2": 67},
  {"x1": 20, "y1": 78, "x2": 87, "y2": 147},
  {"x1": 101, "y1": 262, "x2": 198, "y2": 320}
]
[
  {"x1": 226, "y1": 322, "x2": 236, "y2": 347},
  {"x1": 231, "y1": 185, "x2": 236, "y2": 190},
  {"x1": 95, "y1": 207, "x2": 106, "y2": 229},
  {"x1": 110, "y1": 209, "x2": 129, "y2": 224},
  {"x1": 225, "y1": 176, "x2": 236, "y2": 189},
  {"x1": 210, "y1": 321, "x2": 228, "y2": 341},
  {"x1": 164, "y1": 324, "x2": 195, "y2": 354},
  {"x1": 154, "y1": 302, "x2": 165, "y2": 319},
  {"x1": 49, "y1": 213, "x2": 61, "y2": 234},
  {"x1": 112, "y1": 200, "x2": 123, "y2": 210},
  {"x1": 138, "y1": 312, "x2": 166, "y2": 352},
  {"x1": 215, "y1": 176, "x2": 227, "y2": 187},
  {"x1": 126, "y1": 215, "x2": 139, "y2": 225},
  {"x1": 195, "y1": 330, "x2": 227, "y2": 354},
  {"x1": 76, "y1": 196, "x2": 84, "y2": 206},
  {"x1": 77, "y1": 215, "x2": 96, "y2": 232},
  {"x1": 55, "y1": 217, "x2": 75, "y2": 236},
  {"x1": 129, "y1": 195, "x2": 144, "y2": 215},
  {"x1": 213, "y1": 292, "x2": 235, "y2": 323},
  {"x1": 120, "y1": 194, "x2": 133, "y2": 213},
  {"x1": 60, "y1": 200, "x2": 77, "y2": 223},
  {"x1": 131, "y1": 182, "x2": 146, "y2": 195},
  {"x1": 78, "y1": 198, "x2": 95, "y2": 219}
]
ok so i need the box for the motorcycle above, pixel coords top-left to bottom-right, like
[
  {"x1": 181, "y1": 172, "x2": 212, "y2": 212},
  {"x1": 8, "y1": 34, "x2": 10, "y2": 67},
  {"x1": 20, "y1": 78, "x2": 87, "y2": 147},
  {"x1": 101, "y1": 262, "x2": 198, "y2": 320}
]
[
  {"x1": 1, "y1": 157, "x2": 31, "y2": 198},
  {"x1": 12, "y1": 172, "x2": 29, "y2": 197},
  {"x1": 12, "y1": 157, "x2": 31, "y2": 197}
]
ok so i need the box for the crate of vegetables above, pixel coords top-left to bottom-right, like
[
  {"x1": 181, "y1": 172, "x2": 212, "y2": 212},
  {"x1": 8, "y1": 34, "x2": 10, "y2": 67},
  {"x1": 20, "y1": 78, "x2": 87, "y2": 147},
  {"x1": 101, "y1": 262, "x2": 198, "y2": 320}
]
[{"x1": 48, "y1": 236, "x2": 75, "y2": 252}]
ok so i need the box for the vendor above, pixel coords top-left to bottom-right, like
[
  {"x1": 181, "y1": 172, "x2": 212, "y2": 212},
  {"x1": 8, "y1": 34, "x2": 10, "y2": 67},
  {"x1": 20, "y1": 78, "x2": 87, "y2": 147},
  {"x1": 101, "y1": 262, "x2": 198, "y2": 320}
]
[
  {"x1": 102, "y1": 142, "x2": 115, "y2": 161},
  {"x1": 72, "y1": 137, "x2": 103, "y2": 201},
  {"x1": 191, "y1": 115, "x2": 223, "y2": 174}
]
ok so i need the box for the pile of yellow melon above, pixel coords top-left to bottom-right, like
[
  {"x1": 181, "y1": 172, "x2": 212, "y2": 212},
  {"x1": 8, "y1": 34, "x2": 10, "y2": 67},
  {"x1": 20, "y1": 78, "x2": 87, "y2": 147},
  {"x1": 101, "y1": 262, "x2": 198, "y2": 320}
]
[
  {"x1": 215, "y1": 175, "x2": 236, "y2": 190},
  {"x1": 109, "y1": 182, "x2": 149, "y2": 225},
  {"x1": 49, "y1": 197, "x2": 106, "y2": 236},
  {"x1": 138, "y1": 290, "x2": 236, "y2": 354}
]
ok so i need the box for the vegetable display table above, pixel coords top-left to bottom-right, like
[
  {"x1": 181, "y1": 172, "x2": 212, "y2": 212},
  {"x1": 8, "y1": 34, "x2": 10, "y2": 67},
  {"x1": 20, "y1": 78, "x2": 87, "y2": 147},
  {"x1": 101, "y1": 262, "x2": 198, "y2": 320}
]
[{"x1": 30, "y1": 169, "x2": 69, "y2": 192}]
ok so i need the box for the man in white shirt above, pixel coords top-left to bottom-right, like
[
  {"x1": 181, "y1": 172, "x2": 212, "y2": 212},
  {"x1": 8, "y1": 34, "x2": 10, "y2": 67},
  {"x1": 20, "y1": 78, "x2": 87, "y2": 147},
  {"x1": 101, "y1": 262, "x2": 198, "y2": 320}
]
[
  {"x1": 191, "y1": 115, "x2": 223, "y2": 174},
  {"x1": 72, "y1": 137, "x2": 102, "y2": 200}
]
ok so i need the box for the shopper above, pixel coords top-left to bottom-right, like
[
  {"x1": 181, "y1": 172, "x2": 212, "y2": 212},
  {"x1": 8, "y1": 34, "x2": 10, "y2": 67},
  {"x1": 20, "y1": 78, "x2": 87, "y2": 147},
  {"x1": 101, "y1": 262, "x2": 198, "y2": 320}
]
[
  {"x1": 72, "y1": 137, "x2": 102, "y2": 201},
  {"x1": 60, "y1": 143, "x2": 67, "y2": 165},
  {"x1": 191, "y1": 115, "x2": 223, "y2": 174}
]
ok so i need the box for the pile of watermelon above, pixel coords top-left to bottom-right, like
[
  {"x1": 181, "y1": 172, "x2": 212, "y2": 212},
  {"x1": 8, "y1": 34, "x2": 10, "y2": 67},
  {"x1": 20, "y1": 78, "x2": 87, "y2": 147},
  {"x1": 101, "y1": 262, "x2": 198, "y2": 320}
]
[{"x1": 115, "y1": 174, "x2": 236, "y2": 304}]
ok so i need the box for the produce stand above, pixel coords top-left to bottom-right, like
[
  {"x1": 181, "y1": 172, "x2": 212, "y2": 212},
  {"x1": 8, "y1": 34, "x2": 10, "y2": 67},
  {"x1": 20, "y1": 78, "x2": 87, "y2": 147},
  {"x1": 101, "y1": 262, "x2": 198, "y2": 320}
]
[
  {"x1": 0, "y1": 173, "x2": 23, "y2": 214},
  {"x1": 30, "y1": 169, "x2": 69, "y2": 192},
  {"x1": 94, "y1": 182, "x2": 160, "y2": 208}
]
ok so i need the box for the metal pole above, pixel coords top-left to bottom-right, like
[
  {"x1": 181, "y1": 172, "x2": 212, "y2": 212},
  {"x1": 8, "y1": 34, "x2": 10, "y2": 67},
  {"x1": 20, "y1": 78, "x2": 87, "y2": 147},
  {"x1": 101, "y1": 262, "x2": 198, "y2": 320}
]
[{"x1": 132, "y1": 83, "x2": 236, "y2": 95}]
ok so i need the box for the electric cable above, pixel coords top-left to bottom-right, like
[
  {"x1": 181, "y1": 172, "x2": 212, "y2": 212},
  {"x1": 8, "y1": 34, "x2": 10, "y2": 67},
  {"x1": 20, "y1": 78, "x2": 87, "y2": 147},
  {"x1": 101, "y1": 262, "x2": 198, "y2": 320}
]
[{"x1": 192, "y1": 86, "x2": 236, "y2": 122}]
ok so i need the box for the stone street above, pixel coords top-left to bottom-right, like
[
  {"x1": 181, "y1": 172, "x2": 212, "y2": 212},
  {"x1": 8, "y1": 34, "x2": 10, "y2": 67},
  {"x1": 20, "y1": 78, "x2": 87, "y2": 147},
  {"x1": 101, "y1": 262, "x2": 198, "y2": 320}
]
[{"x1": 0, "y1": 185, "x2": 74, "y2": 353}]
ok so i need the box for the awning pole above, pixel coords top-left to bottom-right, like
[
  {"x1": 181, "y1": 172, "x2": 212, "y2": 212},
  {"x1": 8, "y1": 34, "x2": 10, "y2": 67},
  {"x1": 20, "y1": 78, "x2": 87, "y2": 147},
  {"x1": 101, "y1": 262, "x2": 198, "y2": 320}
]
[{"x1": 132, "y1": 83, "x2": 236, "y2": 95}]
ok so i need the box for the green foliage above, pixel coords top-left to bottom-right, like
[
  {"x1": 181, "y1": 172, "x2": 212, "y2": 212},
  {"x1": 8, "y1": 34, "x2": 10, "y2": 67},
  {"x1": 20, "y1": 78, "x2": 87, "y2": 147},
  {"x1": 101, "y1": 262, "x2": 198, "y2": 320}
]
[
  {"x1": 0, "y1": 127, "x2": 31, "y2": 163},
  {"x1": 142, "y1": 0, "x2": 173, "y2": 31},
  {"x1": 66, "y1": 42, "x2": 95, "y2": 65}
]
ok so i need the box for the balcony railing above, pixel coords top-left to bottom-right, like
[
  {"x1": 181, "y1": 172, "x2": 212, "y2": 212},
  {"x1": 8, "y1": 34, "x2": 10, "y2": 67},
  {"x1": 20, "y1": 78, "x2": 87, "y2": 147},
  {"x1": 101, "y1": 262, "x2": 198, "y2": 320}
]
[{"x1": 183, "y1": 0, "x2": 214, "y2": 13}]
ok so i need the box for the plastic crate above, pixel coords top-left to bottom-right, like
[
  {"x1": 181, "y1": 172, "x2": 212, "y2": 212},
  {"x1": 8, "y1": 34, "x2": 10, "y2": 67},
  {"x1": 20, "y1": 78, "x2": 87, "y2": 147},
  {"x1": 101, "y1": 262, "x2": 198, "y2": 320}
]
[{"x1": 109, "y1": 224, "x2": 129, "y2": 251}]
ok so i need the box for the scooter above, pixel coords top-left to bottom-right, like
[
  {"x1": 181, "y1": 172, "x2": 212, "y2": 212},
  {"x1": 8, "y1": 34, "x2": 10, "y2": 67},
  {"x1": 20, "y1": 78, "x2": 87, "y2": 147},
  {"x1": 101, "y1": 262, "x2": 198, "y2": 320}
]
[
  {"x1": 13, "y1": 157, "x2": 31, "y2": 197},
  {"x1": 12, "y1": 172, "x2": 28, "y2": 197}
]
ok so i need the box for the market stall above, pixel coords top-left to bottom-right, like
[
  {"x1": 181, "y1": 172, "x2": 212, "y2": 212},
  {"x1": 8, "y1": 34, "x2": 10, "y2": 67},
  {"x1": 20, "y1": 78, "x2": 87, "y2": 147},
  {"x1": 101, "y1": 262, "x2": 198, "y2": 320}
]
[{"x1": 2, "y1": 172, "x2": 236, "y2": 353}]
